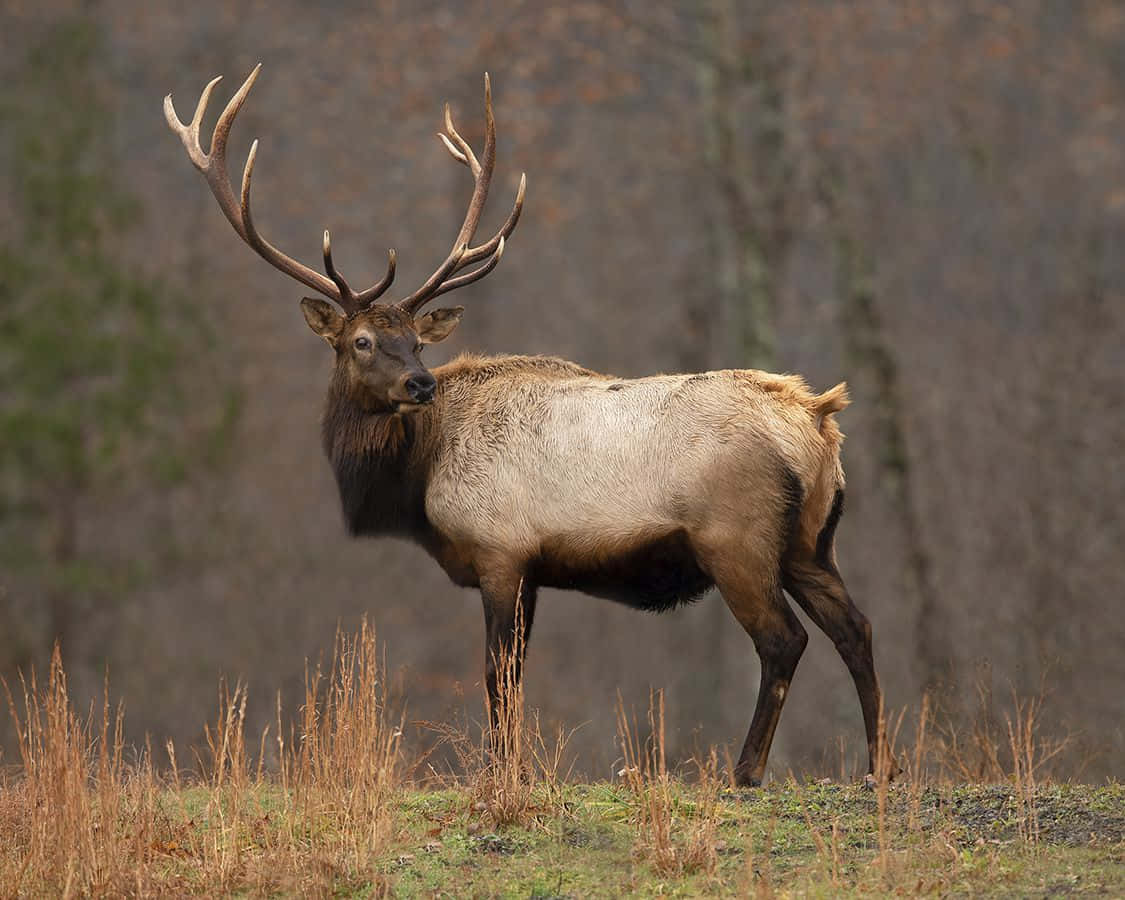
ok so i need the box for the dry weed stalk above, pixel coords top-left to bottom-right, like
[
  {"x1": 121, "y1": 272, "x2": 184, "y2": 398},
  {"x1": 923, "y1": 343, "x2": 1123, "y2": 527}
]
[
  {"x1": 1008, "y1": 695, "x2": 1040, "y2": 849},
  {"x1": 684, "y1": 750, "x2": 722, "y2": 876},
  {"x1": 906, "y1": 692, "x2": 932, "y2": 832},
  {"x1": 478, "y1": 592, "x2": 534, "y2": 826},
  {"x1": 196, "y1": 678, "x2": 254, "y2": 886},
  {"x1": 529, "y1": 710, "x2": 581, "y2": 810},
  {"x1": 0, "y1": 621, "x2": 405, "y2": 896},
  {"x1": 290, "y1": 617, "x2": 405, "y2": 866},
  {"x1": 419, "y1": 587, "x2": 578, "y2": 828},
  {"x1": 1, "y1": 645, "x2": 161, "y2": 897},
  {"x1": 1005, "y1": 691, "x2": 1067, "y2": 851},
  {"x1": 874, "y1": 701, "x2": 905, "y2": 879},
  {"x1": 418, "y1": 599, "x2": 576, "y2": 830},
  {"x1": 616, "y1": 690, "x2": 719, "y2": 878}
]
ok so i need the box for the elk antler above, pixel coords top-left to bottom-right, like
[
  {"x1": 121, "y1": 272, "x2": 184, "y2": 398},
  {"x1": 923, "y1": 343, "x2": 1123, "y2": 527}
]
[
  {"x1": 165, "y1": 67, "x2": 523, "y2": 318},
  {"x1": 396, "y1": 74, "x2": 526, "y2": 316},
  {"x1": 164, "y1": 65, "x2": 396, "y2": 315}
]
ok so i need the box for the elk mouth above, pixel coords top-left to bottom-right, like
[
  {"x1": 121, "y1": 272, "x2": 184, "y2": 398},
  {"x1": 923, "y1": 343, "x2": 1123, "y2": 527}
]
[{"x1": 393, "y1": 400, "x2": 428, "y2": 414}]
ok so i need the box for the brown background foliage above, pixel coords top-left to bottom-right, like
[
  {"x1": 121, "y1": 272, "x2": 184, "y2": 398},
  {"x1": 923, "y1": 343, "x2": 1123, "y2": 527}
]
[{"x1": 2, "y1": 0, "x2": 1122, "y2": 781}]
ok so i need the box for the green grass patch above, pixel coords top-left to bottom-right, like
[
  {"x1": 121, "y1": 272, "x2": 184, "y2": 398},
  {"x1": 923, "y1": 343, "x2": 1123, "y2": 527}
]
[{"x1": 367, "y1": 780, "x2": 1123, "y2": 897}]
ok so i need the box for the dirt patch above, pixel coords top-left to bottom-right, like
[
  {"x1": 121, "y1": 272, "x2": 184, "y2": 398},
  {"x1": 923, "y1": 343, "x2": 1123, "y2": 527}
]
[
  {"x1": 942, "y1": 785, "x2": 1125, "y2": 846},
  {"x1": 472, "y1": 833, "x2": 523, "y2": 855},
  {"x1": 561, "y1": 824, "x2": 615, "y2": 851}
]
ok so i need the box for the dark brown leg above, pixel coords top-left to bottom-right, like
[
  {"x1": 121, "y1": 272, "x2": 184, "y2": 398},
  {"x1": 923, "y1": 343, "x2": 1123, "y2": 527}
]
[
  {"x1": 783, "y1": 559, "x2": 887, "y2": 777},
  {"x1": 720, "y1": 581, "x2": 808, "y2": 787},
  {"x1": 480, "y1": 572, "x2": 537, "y2": 736}
]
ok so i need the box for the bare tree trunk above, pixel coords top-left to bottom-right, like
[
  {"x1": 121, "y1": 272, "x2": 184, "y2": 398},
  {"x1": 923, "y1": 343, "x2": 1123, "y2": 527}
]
[
  {"x1": 831, "y1": 227, "x2": 949, "y2": 691},
  {"x1": 692, "y1": 0, "x2": 797, "y2": 753},
  {"x1": 698, "y1": 0, "x2": 791, "y2": 372},
  {"x1": 689, "y1": 0, "x2": 741, "y2": 747}
]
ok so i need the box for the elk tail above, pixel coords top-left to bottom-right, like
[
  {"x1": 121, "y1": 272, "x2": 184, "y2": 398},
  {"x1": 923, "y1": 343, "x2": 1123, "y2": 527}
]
[{"x1": 811, "y1": 382, "x2": 850, "y2": 433}]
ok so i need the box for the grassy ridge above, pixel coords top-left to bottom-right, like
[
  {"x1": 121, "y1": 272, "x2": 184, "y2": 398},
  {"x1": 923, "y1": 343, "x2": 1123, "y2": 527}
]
[
  {"x1": 6, "y1": 780, "x2": 1119, "y2": 896},
  {"x1": 386, "y1": 782, "x2": 1124, "y2": 898},
  {"x1": 1, "y1": 626, "x2": 1121, "y2": 896}
]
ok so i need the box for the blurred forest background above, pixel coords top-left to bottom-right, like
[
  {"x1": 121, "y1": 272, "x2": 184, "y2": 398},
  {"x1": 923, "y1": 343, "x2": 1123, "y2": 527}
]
[{"x1": 1, "y1": 1, "x2": 1122, "y2": 781}]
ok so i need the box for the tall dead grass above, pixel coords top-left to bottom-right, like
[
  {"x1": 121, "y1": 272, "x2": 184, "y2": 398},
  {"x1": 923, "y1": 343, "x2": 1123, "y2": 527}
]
[
  {"x1": 0, "y1": 618, "x2": 404, "y2": 896},
  {"x1": 0, "y1": 621, "x2": 1079, "y2": 895},
  {"x1": 421, "y1": 591, "x2": 577, "y2": 828},
  {"x1": 793, "y1": 673, "x2": 1073, "y2": 896},
  {"x1": 787, "y1": 679, "x2": 1070, "y2": 894},
  {"x1": 932, "y1": 676, "x2": 1070, "y2": 788},
  {"x1": 918, "y1": 675, "x2": 1068, "y2": 852},
  {"x1": 616, "y1": 690, "x2": 720, "y2": 878},
  {"x1": 1, "y1": 647, "x2": 161, "y2": 896},
  {"x1": 286, "y1": 619, "x2": 404, "y2": 852}
]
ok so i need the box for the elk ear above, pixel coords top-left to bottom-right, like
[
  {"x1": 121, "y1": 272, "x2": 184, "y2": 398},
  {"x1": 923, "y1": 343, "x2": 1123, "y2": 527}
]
[
  {"x1": 300, "y1": 297, "x2": 344, "y2": 345},
  {"x1": 415, "y1": 306, "x2": 464, "y2": 344}
]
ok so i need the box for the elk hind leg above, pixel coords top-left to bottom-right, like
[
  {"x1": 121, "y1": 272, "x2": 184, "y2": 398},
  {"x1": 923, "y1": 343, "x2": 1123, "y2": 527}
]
[
  {"x1": 783, "y1": 547, "x2": 888, "y2": 778},
  {"x1": 716, "y1": 566, "x2": 808, "y2": 787}
]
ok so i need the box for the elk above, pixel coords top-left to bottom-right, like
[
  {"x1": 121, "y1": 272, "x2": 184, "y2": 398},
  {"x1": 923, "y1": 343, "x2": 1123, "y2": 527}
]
[{"x1": 164, "y1": 66, "x2": 888, "y2": 786}]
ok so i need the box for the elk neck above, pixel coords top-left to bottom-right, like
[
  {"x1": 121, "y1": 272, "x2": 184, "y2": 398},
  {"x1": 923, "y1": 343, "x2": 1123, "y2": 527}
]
[{"x1": 320, "y1": 366, "x2": 441, "y2": 539}]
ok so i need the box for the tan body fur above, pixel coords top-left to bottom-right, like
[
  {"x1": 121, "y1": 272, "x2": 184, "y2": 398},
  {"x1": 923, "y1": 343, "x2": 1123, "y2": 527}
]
[{"x1": 418, "y1": 355, "x2": 844, "y2": 598}]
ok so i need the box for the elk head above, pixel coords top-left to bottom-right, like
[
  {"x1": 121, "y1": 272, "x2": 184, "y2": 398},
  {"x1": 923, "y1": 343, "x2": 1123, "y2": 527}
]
[{"x1": 165, "y1": 66, "x2": 525, "y2": 413}]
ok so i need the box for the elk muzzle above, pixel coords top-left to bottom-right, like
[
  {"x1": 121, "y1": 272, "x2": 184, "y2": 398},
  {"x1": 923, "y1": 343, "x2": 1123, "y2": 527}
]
[{"x1": 404, "y1": 372, "x2": 437, "y2": 405}]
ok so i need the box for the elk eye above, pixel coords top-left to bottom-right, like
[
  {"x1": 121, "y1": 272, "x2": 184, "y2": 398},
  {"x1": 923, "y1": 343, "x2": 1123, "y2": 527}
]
[
  {"x1": 354, "y1": 336, "x2": 371, "y2": 351},
  {"x1": 414, "y1": 343, "x2": 423, "y2": 355}
]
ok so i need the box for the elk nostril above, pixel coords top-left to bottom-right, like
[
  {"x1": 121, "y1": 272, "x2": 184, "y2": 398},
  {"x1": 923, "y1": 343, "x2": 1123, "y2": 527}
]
[{"x1": 405, "y1": 373, "x2": 436, "y2": 403}]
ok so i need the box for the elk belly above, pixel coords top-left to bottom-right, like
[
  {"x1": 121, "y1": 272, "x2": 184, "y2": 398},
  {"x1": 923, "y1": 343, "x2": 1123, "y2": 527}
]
[{"x1": 531, "y1": 529, "x2": 713, "y2": 612}]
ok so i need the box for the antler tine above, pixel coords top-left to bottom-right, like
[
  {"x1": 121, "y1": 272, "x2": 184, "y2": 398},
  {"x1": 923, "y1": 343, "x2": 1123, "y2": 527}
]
[
  {"x1": 322, "y1": 228, "x2": 397, "y2": 311},
  {"x1": 397, "y1": 244, "x2": 469, "y2": 316},
  {"x1": 355, "y1": 249, "x2": 397, "y2": 306},
  {"x1": 431, "y1": 236, "x2": 506, "y2": 300},
  {"x1": 164, "y1": 74, "x2": 221, "y2": 169},
  {"x1": 440, "y1": 103, "x2": 479, "y2": 175},
  {"x1": 167, "y1": 66, "x2": 359, "y2": 308},
  {"x1": 321, "y1": 230, "x2": 354, "y2": 303},
  {"x1": 455, "y1": 172, "x2": 525, "y2": 269},
  {"x1": 453, "y1": 71, "x2": 497, "y2": 252},
  {"x1": 398, "y1": 73, "x2": 523, "y2": 316},
  {"x1": 319, "y1": 230, "x2": 397, "y2": 312}
]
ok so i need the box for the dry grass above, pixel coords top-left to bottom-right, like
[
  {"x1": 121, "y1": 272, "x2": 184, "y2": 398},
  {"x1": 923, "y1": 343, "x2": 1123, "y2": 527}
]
[
  {"x1": 930, "y1": 669, "x2": 1071, "y2": 785},
  {"x1": 475, "y1": 592, "x2": 536, "y2": 827},
  {"x1": 419, "y1": 590, "x2": 578, "y2": 830},
  {"x1": 0, "y1": 627, "x2": 1108, "y2": 897},
  {"x1": 616, "y1": 689, "x2": 721, "y2": 878},
  {"x1": 287, "y1": 620, "x2": 404, "y2": 850},
  {"x1": 789, "y1": 678, "x2": 1084, "y2": 893},
  {"x1": 1, "y1": 647, "x2": 161, "y2": 896},
  {"x1": 0, "y1": 618, "x2": 403, "y2": 897},
  {"x1": 915, "y1": 675, "x2": 1071, "y2": 855}
]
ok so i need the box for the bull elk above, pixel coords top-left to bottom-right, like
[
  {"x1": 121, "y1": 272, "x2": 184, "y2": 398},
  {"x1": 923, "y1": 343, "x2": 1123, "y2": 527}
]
[{"x1": 164, "y1": 66, "x2": 888, "y2": 786}]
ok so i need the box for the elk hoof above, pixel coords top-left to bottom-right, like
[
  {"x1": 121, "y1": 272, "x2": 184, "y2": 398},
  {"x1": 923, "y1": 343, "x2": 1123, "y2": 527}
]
[{"x1": 732, "y1": 769, "x2": 763, "y2": 789}]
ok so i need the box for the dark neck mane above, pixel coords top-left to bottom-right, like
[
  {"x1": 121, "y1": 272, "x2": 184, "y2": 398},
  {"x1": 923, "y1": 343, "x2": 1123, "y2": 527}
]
[
  {"x1": 321, "y1": 371, "x2": 434, "y2": 537},
  {"x1": 320, "y1": 353, "x2": 591, "y2": 539}
]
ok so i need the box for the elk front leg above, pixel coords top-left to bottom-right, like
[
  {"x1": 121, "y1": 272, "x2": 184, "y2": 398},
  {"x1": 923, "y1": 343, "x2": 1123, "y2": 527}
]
[{"x1": 480, "y1": 570, "x2": 537, "y2": 742}]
